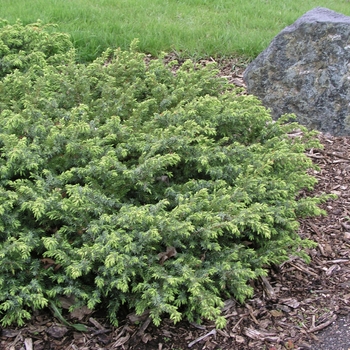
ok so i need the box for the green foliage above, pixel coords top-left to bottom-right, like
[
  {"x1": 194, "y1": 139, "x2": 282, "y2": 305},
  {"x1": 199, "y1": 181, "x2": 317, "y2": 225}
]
[
  {"x1": 0, "y1": 22, "x2": 328, "y2": 328},
  {"x1": 0, "y1": 19, "x2": 73, "y2": 77}
]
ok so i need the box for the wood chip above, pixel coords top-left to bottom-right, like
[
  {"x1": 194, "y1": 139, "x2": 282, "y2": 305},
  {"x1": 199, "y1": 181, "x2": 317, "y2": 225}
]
[
  {"x1": 308, "y1": 314, "x2": 337, "y2": 333},
  {"x1": 187, "y1": 329, "x2": 216, "y2": 348},
  {"x1": 24, "y1": 338, "x2": 33, "y2": 350}
]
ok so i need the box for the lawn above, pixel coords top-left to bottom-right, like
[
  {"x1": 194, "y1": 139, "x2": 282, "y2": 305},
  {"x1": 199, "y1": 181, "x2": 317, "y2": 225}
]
[{"x1": 0, "y1": 0, "x2": 349, "y2": 61}]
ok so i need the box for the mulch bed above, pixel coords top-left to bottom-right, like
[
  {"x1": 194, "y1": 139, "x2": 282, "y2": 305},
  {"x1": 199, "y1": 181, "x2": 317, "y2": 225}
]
[{"x1": 1, "y1": 59, "x2": 349, "y2": 350}]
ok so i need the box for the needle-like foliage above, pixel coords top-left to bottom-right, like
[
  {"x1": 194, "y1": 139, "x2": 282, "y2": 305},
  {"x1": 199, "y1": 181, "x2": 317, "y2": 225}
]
[{"x1": 0, "y1": 21, "x2": 329, "y2": 328}]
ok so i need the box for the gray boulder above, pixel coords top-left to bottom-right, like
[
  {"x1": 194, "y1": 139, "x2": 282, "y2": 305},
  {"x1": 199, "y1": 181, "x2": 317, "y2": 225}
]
[{"x1": 243, "y1": 7, "x2": 350, "y2": 136}]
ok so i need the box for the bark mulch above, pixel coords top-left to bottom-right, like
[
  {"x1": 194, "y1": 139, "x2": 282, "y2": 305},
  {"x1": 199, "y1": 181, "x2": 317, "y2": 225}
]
[{"x1": 1, "y1": 59, "x2": 349, "y2": 350}]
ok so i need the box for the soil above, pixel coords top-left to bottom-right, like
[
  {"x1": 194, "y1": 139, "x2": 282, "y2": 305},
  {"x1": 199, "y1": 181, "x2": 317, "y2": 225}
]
[{"x1": 1, "y1": 57, "x2": 350, "y2": 350}]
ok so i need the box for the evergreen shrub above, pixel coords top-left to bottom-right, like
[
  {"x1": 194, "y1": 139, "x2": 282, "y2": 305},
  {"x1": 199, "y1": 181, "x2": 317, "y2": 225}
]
[{"x1": 0, "y1": 21, "x2": 328, "y2": 328}]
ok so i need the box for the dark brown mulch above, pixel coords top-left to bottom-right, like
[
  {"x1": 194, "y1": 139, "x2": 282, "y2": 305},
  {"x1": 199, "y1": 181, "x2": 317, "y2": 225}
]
[{"x1": 1, "y1": 59, "x2": 350, "y2": 350}]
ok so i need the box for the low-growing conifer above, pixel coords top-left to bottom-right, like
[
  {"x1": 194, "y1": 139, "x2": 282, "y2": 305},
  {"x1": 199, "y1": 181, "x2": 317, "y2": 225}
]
[{"x1": 0, "y1": 21, "x2": 329, "y2": 328}]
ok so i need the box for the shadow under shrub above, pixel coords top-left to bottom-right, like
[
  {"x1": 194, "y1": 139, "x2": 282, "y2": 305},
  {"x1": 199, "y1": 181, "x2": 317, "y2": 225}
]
[{"x1": 0, "y1": 21, "x2": 329, "y2": 328}]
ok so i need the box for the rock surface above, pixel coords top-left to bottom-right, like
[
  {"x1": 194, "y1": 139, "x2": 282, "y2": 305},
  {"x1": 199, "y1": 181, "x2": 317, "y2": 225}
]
[{"x1": 243, "y1": 7, "x2": 350, "y2": 136}]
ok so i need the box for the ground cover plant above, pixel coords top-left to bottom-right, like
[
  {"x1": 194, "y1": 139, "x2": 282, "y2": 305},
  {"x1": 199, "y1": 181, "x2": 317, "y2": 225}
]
[
  {"x1": 0, "y1": 0, "x2": 349, "y2": 61},
  {"x1": 0, "y1": 21, "x2": 330, "y2": 330}
]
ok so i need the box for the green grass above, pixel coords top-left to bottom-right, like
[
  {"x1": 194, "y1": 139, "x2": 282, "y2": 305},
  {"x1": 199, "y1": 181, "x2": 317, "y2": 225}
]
[{"x1": 1, "y1": 0, "x2": 350, "y2": 61}]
